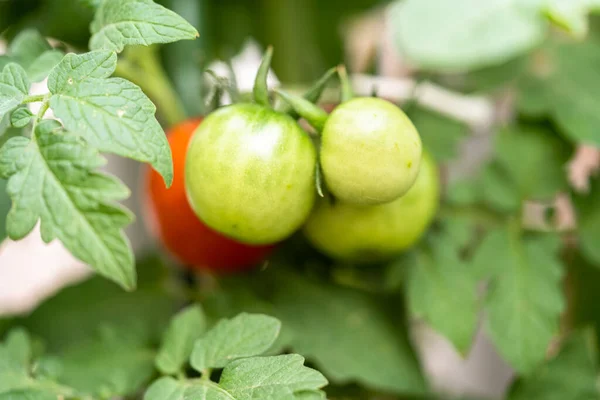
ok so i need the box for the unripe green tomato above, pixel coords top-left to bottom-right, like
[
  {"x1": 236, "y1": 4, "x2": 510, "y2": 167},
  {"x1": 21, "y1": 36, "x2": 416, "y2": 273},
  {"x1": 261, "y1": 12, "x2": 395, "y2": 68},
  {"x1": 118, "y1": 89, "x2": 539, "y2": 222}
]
[
  {"x1": 304, "y1": 152, "x2": 439, "y2": 262},
  {"x1": 320, "y1": 97, "x2": 422, "y2": 205},
  {"x1": 185, "y1": 103, "x2": 316, "y2": 245}
]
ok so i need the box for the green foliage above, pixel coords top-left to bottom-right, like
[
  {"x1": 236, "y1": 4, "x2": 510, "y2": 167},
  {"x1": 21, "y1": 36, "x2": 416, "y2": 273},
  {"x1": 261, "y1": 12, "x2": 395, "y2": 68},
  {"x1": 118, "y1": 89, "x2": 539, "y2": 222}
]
[
  {"x1": 4, "y1": 30, "x2": 64, "y2": 83},
  {"x1": 573, "y1": 177, "x2": 600, "y2": 265}
]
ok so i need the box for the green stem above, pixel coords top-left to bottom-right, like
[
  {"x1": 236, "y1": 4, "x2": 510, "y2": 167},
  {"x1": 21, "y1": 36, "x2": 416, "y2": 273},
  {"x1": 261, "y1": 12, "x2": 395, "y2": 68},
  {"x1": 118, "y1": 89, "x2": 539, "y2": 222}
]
[
  {"x1": 253, "y1": 46, "x2": 274, "y2": 108},
  {"x1": 31, "y1": 100, "x2": 50, "y2": 140},
  {"x1": 201, "y1": 368, "x2": 212, "y2": 381},
  {"x1": 279, "y1": 67, "x2": 336, "y2": 118},
  {"x1": 114, "y1": 46, "x2": 186, "y2": 127},
  {"x1": 274, "y1": 89, "x2": 328, "y2": 132},
  {"x1": 22, "y1": 94, "x2": 46, "y2": 104},
  {"x1": 337, "y1": 65, "x2": 354, "y2": 103}
]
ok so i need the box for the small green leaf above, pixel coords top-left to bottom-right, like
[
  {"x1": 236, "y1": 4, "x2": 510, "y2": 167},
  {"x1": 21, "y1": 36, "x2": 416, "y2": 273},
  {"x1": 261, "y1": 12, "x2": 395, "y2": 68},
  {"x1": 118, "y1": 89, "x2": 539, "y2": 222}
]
[
  {"x1": 156, "y1": 304, "x2": 207, "y2": 375},
  {"x1": 144, "y1": 377, "x2": 232, "y2": 400},
  {"x1": 89, "y1": 0, "x2": 199, "y2": 52},
  {"x1": 407, "y1": 234, "x2": 479, "y2": 355},
  {"x1": 191, "y1": 313, "x2": 281, "y2": 371},
  {"x1": 8, "y1": 31, "x2": 51, "y2": 69},
  {"x1": 508, "y1": 329, "x2": 599, "y2": 399},
  {"x1": 481, "y1": 226, "x2": 565, "y2": 374},
  {"x1": 390, "y1": 0, "x2": 547, "y2": 71},
  {"x1": 0, "y1": 328, "x2": 32, "y2": 392},
  {"x1": 0, "y1": 120, "x2": 136, "y2": 290},
  {"x1": 0, "y1": 64, "x2": 30, "y2": 121},
  {"x1": 572, "y1": 177, "x2": 600, "y2": 266},
  {"x1": 9, "y1": 108, "x2": 32, "y2": 129},
  {"x1": 0, "y1": 390, "x2": 58, "y2": 400},
  {"x1": 26, "y1": 51, "x2": 65, "y2": 83},
  {"x1": 219, "y1": 355, "x2": 328, "y2": 399},
  {"x1": 479, "y1": 163, "x2": 522, "y2": 213},
  {"x1": 48, "y1": 51, "x2": 173, "y2": 186},
  {"x1": 273, "y1": 272, "x2": 426, "y2": 395}
]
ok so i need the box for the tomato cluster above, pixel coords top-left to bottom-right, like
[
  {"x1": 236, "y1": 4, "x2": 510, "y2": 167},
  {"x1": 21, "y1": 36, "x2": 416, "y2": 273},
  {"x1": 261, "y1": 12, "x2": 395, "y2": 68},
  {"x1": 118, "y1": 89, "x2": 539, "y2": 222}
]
[{"x1": 145, "y1": 53, "x2": 440, "y2": 272}]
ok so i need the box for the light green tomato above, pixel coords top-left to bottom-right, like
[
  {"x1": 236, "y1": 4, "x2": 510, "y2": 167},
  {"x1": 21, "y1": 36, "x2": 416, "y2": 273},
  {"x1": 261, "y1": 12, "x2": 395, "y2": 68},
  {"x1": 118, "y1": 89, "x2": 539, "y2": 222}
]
[
  {"x1": 320, "y1": 97, "x2": 422, "y2": 205},
  {"x1": 304, "y1": 153, "x2": 439, "y2": 262},
  {"x1": 185, "y1": 103, "x2": 316, "y2": 245}
]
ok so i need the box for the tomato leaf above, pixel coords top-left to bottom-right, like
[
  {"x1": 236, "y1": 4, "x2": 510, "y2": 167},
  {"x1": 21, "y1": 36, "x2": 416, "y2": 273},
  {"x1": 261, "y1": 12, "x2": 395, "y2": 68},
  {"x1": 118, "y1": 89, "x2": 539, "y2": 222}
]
[
  {"x1": 89, "y1": 0, "x2": 199, "y2": 52},
  {"x1": 572, "y1": 177, "x2": 600, "y2": 266},
  {"x1": 0, "y1": 119, "x2": 136, "y2": 290},
  {"x1": 477, "y1": 226, "x2": 565, "y2": 374},
  {"x1": 389, "y1": 0, "x2": 547, "y2": 71},
  {"x1": 144, "y1": 377, "x2": 230, "y2": 400},
  {"x1": 48, "y1": 51, "x2": 173, "y2": 186},
  {"x1": 0, "y1": 389, "x2": 59, "y2": 400},
  {"x1": 508, "y1": 329, "x2": 599, "y2": 399},
  {"x1": 6, "y1": 30, "x2": 64, "y2": 82},
  {"x1": 407, "y1": 234, "x2": 479, "y2": 355},
  {"x1": 219, "y1": 355, "x2": 328, "y2": 399},
  {"x1": 190, "y1": 313, "x2": 281, "y2": 371},
  {"x1": 272, "y1": 272, "x2": 426, "y2": 395},
  {"x1": 155, "y1": 304, "x2": 207, "y2": 375},
  {"x1": 0, "y1": 329, "x2": 32, "y2": 393},
  {"x1": 9, "y1": 108, "x2": 32, "y2": 129},
  {"x1": 518, "y1": 41, "x2": 600, "y2": 146},
  {"x1": 0, "y1": 64, "x2": 29, "y2": 122}
]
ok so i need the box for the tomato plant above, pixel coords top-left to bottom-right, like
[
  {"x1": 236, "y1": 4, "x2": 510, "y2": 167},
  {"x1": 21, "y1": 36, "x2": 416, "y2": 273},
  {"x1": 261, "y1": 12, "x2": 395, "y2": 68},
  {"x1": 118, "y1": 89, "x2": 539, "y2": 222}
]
[
  {"x1": 145, "y1": 117, "x2": 274, "y2": 272},
  {"x1": 1, "y1": 1, "x2": 600, "y2": 400}
]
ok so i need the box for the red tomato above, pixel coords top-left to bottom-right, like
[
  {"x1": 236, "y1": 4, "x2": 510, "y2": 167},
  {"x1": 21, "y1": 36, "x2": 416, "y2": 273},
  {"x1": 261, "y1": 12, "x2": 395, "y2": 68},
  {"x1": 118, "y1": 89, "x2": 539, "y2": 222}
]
[{"x1": 144, "y1": 118, "x2": 274, "y2": 273}]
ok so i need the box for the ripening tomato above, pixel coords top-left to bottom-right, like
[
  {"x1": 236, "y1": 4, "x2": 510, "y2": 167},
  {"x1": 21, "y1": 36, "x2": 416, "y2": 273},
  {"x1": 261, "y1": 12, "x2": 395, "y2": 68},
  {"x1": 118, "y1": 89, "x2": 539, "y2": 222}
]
[
  {"x1": 185, "y1": 103, "x2": 316, "y2": 245},
  {"x1": 144, "y1": 118, "x2": 274, "y2": 272},
  {"x1": 320, "y1": 97, "x2": 422, "y2": 205},
  {"x1": 303, "y1": 152, "x2": 439, "y2": 262}
]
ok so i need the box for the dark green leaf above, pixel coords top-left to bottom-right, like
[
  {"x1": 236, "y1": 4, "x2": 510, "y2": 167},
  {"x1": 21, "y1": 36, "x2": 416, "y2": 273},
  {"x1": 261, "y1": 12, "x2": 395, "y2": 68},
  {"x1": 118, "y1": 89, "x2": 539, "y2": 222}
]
[
  {"x1": 156, "y1": 304, "x2": 207, "y2": 375},
  {"x1": 0, "y1": 329, "x2": 32, "y2": 392},
  {"x1": 0, "y1": 389, "x2": 58, "y2": 400},
  {"x1": 48, "y1": 51, "x2": 174, "y2": 186},
  {"x1": 9, "y1": 109, "x2": 32, "y2": 129},
  {"x1": 509, "y1": 329, "x2": 598, "y2": 400},
  {"x1": 273, "y1": 272, "x2": 426, "y2": 395},
  {"x1": 572, "y1": 177, "x2": 600, "y2": 266},
  {"x1": 89, "y1": 0, "x2": 199, "y2": 52}
]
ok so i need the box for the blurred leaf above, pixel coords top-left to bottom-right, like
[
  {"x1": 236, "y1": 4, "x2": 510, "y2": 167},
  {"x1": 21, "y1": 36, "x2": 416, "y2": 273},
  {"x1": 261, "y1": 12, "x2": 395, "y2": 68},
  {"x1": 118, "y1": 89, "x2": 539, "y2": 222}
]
[
  {"x1": 390, "y1": 0, "x2": 547, "y2": 71},
  {"x1": 572, "y1": 177, "x2": 600, "y2": 266},
  {"x1": 89, "y1": 0, "x2": 199, "y2": 52},
  {"x1": 407, "y1": 234, "x2": 479, "y2": 355},
  {"x1": 0, "y1": 389, "x2": 58, "y2": 400},
  {"x1": 0, "y1": 329, "x2": 32, "y2": 393},
  {"x1": 190, "y1": 313, "x2": 281, "y2": 371},
  {"x1": 478, "y1": 162, "x2": 522, "y2": 213},
  {"x1": 407, "y1": 107, "x2": 469, "y2": 163},
  {"x1": 518, "y1": 41, "x2": 600, "y2": 146},
  {"x1": 0, "y1": 179, "x2": 8, "y2": 242},
  {"x1": 14, "y1": 255, "x2": 175, "y2": 353},
  {"x1": 155, "y1": 304, "x2": 207, "y2": 375},
  {"x1": 5, "y1": 30, "x2": 63, "y2": 82},
  {"x1": 477, "y1": 226, "x2": 565, "y2": 374},
  {"x1": 495, "y1": 126, "x2": 572, "y2": 200},
  {"x1": 508, "y1": 329, "x2": 598, "y2": 400},
  {"x1": 273, "y1": 271, "x2": 426, "y2": 395},
  {"x1": 54, "y1": 326, "x2": 155, "y2": 398},
  {"x1": 543, "y1": 0, "x2": 600, "y2": 38}
]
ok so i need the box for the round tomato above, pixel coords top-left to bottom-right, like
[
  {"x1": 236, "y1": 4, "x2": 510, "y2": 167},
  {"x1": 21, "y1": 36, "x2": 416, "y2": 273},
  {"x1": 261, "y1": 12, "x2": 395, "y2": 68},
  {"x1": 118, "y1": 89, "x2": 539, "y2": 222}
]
[
  {"x1": 144, "y1": 118, "x2": 274, "y2": 272},
  {"x1": 185, "y1": 103, "x2": 316, "y2": 244},
  {"x1": 304, "y1": 152, "x2": 439, "y2": 262},
  {"x1": 320, "y1": 97, "x2": 422, "y2": 205}
]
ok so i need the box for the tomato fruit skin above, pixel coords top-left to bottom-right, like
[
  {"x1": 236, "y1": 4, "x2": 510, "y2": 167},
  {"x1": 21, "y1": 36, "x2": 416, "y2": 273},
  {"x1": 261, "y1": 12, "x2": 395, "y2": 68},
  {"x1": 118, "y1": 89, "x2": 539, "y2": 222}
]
[
  {"x1": 320, "y1": 97, "x2": 422, "y2": 205},
  {"x1": 303, "y1": 152, "x2": 439, "y2": 262},
  {"x1": 185, "y1": 103, "x2": 317, "y2": 245},
  {"x1": 145, "y1": 118, "x2": 274, "y2": 273}
]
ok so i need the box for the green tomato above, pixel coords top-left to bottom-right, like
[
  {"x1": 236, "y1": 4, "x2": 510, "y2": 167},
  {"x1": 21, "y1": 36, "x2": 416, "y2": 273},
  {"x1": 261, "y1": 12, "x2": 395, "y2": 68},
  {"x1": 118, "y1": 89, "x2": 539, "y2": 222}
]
[
  {"x1": 320, "y1": 97, "x2": 422, "y2": 205},
  {"x1": 185, "y1": 103, "x2": 316, "y2": 245},
  {"x1": 304, "y1": 152, "x2": 439, "y2": 262}
]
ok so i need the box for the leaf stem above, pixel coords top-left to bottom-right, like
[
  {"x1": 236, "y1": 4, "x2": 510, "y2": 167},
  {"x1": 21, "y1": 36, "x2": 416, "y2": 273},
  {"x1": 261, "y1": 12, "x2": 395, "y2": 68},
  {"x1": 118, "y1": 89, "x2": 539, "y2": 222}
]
[
  {"x1": 114, "y1": 46, "x2": 187, "y2": 127},
  {"x1": 201, "y1": 368, "x2": 212, "y2": 381},
  {"x1": 22, "y1": 94, "x2": 47, "y2": 104},
  {"x1": 337, "y1": 65, "x2": 354, "y2": 103},
  {"x1": 274, "y1": 89, "x2": 328, "y2": 132},
  {"x1": 31, "y1": 99, "x2": 50, "y2": 140},
  {"x1": 253, "y1": 46, "x2": 274, "y2": 108}
]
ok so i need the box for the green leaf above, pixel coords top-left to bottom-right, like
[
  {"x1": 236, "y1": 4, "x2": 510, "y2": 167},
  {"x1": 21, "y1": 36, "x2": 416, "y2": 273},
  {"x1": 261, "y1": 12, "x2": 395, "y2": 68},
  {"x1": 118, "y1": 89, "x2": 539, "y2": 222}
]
[
  {"x1": 191, "y1": 313, "x2": 281, "y2": 371},
  {"x1": 156, "y1": 304, "x2": 207, "y2": 375},
  {"x1": 219, "y1": 355, "x2": 328, "y2": 400},
  {"x1": 48, "y1": 51, "x2": 173, "y2": 186},
  {"x1": 0, "y1": 329, "x2": 32, "y2": 392},
  {"x1": 407, "y1": 234, "x2": 479, "y2": 354},
  {"x1": 0, "y1": 64, "x2": 30, "y2": 121},
  {"x1": 9, "y1": 108, "x2": 32, "y2": 129},
  {"x1": 144, "y1": 377, "x2": 233, "y2": 400},
  {"x1": 495, "y1": 126, "x2": 572, "y2": 200},
  {"x1": 390, "y1": 0, "x2": 547, "y2": 71},
  {"x1": 0, "y1": 119, "x2": 136, "y2": 290},
  {"x1": 54, "y1": 326, "x2": 155, "y2": 397},
  {"x1": 407, "y1": 106, "x2": 469, "y2": 163},
  {"x1": 89, "y1": 0, "x2": 199, "y2": 52},
  {"x1": 572, "y1": 177, "x2": 600, "y2": 266},
  {"x1": 508, "y1": 329, "x2": 599, "y2": 400},
  {"x1": 26, "y1": 51, "x2": 65, "y2": 83},
  {"x1": 0, "y1": 390, "x2": 58, "y2": 400},
  {"x1": 7, "y1": 30, "x2": 64, "y2": 82},
  {"x1": 518, "y1": 41, "x2": 600, "y2": 146},
  {"x1": 480, "y1": 226, "x2": 565, "y2": 374},
  {"x1": 0, "y1": 179, "x2": 8, "y2": 241},
  {"x1": 478, "y1": 163, "x2": 521, "y2": 213},
  {"x1": 273, "y1": 272, "x2": 426, "y2": 395}
]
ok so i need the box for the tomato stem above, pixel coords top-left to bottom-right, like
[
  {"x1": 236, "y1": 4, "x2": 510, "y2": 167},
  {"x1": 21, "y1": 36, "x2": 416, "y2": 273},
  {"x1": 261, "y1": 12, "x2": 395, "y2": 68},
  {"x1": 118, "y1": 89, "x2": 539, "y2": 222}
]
[
  {"x1": 279, "y1": 67, "x2": 336, "y2": 119},
  {"x1": 274, "y1": 89, "x2": 329, "y2": 132},
  {"x1": 253, "y1": 46, "x2": 274, "y2": 108},
  {"x1": 337, "y1": 65, "x2": 354, "y2": 102}
]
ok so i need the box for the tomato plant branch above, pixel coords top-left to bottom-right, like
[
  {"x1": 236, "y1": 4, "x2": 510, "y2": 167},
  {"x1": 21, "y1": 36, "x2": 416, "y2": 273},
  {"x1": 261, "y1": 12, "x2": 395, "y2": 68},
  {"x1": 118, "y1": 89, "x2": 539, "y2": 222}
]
[
  {"x1": 253, "y1": 46, "x2": 274, "y2": 108},
  {"x1": 274, "y1": 89, "x2": 328, "y2": 131},
  {"x1": 337, "y1": 65, "x2": 354, "y2": 102},
  {"x1": 22, "y1": 94, "x2": 47, "y2": 104},
  {"x1": 114, "y1": 46, "x2": 187, "y2": 127}
]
